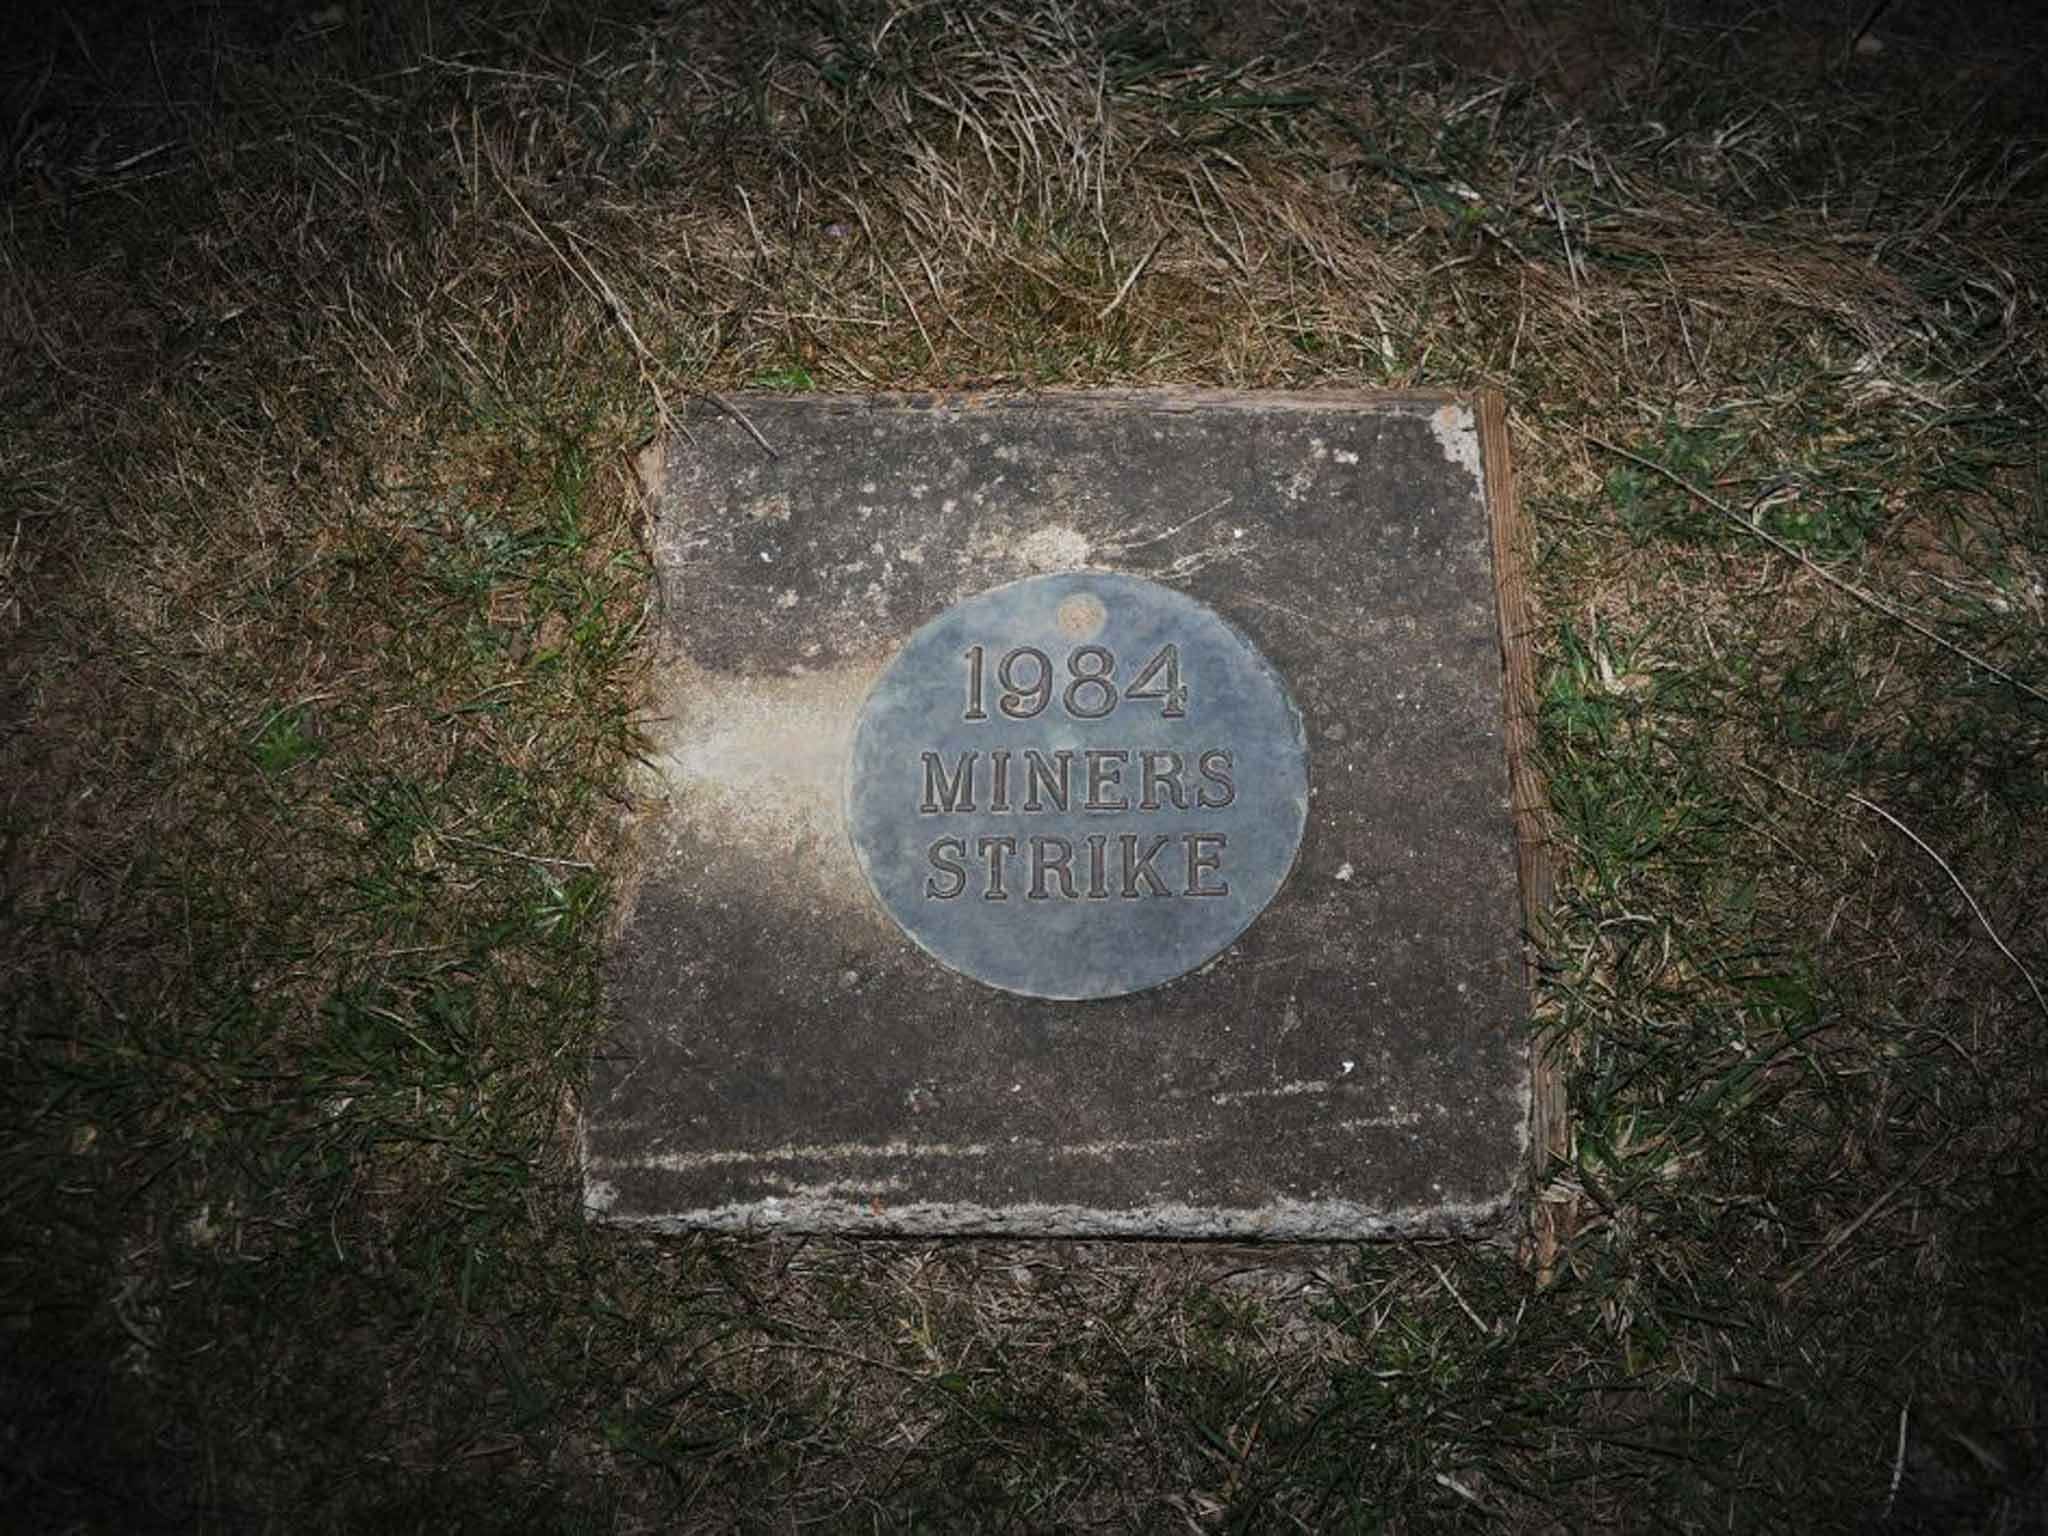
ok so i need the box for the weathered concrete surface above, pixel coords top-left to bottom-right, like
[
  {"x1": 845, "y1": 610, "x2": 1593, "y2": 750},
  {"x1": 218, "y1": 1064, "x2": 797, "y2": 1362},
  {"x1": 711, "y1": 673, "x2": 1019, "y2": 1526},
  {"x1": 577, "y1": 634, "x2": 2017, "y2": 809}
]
[{"x1": 586, "y1": 390, "x2": 1533, "y2": 1238}]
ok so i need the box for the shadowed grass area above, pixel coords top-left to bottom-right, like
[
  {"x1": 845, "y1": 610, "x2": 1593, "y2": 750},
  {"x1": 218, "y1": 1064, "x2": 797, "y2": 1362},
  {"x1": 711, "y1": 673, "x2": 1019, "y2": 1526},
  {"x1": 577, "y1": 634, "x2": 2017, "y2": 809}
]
[{"x1": 3, "y1": 0, "x2": 2046, "y2": 1528}]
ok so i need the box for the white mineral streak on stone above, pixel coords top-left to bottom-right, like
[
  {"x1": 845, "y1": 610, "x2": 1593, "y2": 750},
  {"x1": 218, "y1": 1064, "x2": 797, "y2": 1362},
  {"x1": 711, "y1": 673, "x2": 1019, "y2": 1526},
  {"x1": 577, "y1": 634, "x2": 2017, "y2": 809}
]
[
  {"x1": 1429, "y1": 402, "x2": 1482, "y2": 485},
  {"x1": 1209, "y1": 1078, "x2": 1342, "y2": 1106},
  {"x1": 1099, "y1": 495, "x2": 1244, "y2": 582},
  {"x1": 786, "y1": 1177, "x2": 910, "y2": 1198},
  {"x1": 594, "y1": 1110, "x2": 1426, "y2": 1176},
  {"x1": 598, "y1": 1134, "x2": 1194, "y2": 1173}
]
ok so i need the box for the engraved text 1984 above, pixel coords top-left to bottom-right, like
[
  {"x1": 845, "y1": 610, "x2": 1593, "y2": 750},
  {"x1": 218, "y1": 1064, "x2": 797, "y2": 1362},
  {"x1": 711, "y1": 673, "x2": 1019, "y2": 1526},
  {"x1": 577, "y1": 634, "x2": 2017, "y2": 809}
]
[{"x1": 921, "y1": 641, "x2": 1235, "y2": 901}]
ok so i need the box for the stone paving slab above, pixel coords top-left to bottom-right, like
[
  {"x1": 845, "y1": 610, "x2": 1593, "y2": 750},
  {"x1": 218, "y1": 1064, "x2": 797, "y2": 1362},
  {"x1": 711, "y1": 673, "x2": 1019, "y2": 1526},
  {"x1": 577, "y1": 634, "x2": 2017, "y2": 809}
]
[{"x1": 584, "y1": 390, "x2": 1548, "y2": 1239}]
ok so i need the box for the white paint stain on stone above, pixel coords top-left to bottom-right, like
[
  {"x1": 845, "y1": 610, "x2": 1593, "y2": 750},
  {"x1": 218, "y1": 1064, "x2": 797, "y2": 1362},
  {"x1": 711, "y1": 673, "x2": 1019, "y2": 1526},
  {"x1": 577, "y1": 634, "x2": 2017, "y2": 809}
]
[
  {"x1": 1013, "y1": 524, "x2": 1092, "y2": 571},
  {"x1": 1430, "y1": 402, "x2": 1482, "y2": 485},
  {"x1": 650, "y1": 658, "x2": 883, "y2": 903}
]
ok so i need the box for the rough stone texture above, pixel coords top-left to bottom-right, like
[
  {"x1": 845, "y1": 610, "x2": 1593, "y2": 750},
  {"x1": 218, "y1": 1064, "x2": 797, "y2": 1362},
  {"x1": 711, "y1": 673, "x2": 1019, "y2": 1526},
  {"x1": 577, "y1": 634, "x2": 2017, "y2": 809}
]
[{"x1": 587, "y1": 390, "x2": 1532, "y2": 1238}]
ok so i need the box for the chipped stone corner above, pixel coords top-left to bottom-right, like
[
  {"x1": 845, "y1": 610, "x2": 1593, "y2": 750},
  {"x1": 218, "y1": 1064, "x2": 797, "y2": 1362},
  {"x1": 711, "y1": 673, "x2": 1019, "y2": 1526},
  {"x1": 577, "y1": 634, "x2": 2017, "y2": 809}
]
[{"x1": 631, "y1": 436, "x2": 668, "y2": 502}]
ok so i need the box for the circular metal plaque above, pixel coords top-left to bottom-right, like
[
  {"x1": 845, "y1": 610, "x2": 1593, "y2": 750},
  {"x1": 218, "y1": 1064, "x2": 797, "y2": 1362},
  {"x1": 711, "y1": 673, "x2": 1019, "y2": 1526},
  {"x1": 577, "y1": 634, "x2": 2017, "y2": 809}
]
[{"x1": 846, "y1": 571, "x2": 1309, "y2": 1000}]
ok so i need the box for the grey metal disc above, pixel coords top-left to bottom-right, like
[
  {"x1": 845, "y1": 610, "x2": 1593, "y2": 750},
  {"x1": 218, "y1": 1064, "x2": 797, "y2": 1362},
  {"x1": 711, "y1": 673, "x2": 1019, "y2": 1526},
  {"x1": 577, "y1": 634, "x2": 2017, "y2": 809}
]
[{"x1": 846, "y1": 571, "x2": 1309, "y2": 999}]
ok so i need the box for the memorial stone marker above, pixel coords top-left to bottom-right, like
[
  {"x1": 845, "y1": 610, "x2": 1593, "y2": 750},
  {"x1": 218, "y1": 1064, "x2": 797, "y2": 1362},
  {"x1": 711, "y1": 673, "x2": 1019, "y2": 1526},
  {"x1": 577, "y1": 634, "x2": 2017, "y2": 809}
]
[{"x1": 587, "y1": 391, "x2": 1552, "y2": 1239}]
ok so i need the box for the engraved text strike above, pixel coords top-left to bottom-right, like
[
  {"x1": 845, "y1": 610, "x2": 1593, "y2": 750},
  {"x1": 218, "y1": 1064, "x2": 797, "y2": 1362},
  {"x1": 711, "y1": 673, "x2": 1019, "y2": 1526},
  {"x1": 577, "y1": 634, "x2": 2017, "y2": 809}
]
[{"x1": 925, "y1": 832, "x2": 1230, "y2": 901}]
